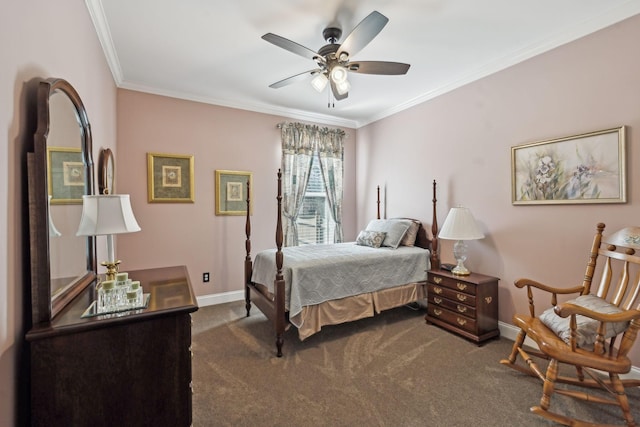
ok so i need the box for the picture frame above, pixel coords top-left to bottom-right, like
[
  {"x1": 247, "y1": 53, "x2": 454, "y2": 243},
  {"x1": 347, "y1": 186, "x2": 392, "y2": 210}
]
[
  {"x1": 47, "y1": 146, "x2": 85, "y2": 204},
  {"x1": 147, "y1": 152, "x2": 195, "y2": 203},
  {"x1": 511, "y1": 126, "x2": 626, "y2": 205},
  {"x1": 98, "y1": 148, "x2": 115, "y2": 195},
  {"x1": 215, "y1": 170, "x2": 252, "y2": 215}
]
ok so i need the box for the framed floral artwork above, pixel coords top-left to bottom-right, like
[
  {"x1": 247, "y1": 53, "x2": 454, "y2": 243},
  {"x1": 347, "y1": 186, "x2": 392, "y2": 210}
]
[
  {"x1": 147, "y1": 152, "x2": 195, "y2": 203},
  {"x1": 47, "y1": 146, "x2": 85, "y2": 204},
  {"x1": 215, "y1": 170, "x2": 252, "y2": 215},
  {"x1": 511, "y1": 126, "x2": 626, "y2": 205}
]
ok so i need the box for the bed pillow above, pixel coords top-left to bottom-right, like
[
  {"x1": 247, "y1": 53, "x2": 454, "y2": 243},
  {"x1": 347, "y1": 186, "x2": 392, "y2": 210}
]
[
  {"x1": 356, "y1": 230, "x2": 386, "y2": 248},
  {"x1": 365, "y1": 219, "x2": 413, "y2": 249},
  {"x1": 399, "y1": 219, "x2": 421, "y2": 247},
  {"x1": 539, "y1": 294, "x2": 630, "y2": 348}
]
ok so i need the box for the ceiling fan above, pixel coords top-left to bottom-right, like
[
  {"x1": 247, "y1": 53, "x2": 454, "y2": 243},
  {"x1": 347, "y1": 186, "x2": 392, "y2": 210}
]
[{"x1": 262, "y1": 11, "x2": 410, "y2": 101}]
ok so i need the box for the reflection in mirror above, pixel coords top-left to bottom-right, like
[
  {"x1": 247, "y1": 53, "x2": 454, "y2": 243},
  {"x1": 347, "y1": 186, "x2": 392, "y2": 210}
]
[
  {"x1": 47, "y1": 91, "x2": 88, "y2": 298},
  {"x1": 29, "y1": 78, "x2": 96, "y2": 324}
]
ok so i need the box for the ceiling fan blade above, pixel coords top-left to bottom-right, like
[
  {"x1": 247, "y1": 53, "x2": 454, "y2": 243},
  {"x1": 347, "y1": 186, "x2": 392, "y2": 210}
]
[
  {"x1": 330, "y1": 79, "x2": 348, "y2": 100},
  {"x1": 349, "y1": 61, "x2": 410, "y2": 75},
  {"x1": 336, "y1": 11, "x2": 388, "y2": 58},
  {"x1": 269, "y1": 69, "x2": 321, "y2": 89},
  {"x1": 262, "y1": 33, "x2": 319, "y2": 60}
]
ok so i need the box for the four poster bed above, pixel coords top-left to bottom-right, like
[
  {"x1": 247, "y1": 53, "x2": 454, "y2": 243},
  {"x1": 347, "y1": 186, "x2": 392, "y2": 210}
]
[{"x1": 244, "y1": 170, "x2": 440, "y2": 357}]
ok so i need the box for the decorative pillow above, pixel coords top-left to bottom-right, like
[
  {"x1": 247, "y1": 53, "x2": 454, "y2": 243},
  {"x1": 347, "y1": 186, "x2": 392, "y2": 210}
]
[
  {"x1": 539, "y1": 294, "x2": 630, "y2": 348},
  {"x1": 399, "y1": 220, "x2": 420, "y2": 247},
  {"x1": 365, "y1": 219, "x2": 413, "y2": 249},
  {"x1": 356, "y1": 230, "x2": 386, "y2": 248}
]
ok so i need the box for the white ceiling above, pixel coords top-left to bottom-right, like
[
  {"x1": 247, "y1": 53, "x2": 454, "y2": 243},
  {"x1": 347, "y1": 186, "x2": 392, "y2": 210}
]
[{"x1": 86, "y1": 0, "x2": 640, "y2": 128}]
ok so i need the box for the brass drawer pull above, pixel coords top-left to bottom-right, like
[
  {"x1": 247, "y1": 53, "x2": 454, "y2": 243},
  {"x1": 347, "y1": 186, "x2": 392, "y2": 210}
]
[
  {"x1": 456, "y1": 318, "x2": 467, "y2": 326},
  {"x1": 433, "y1": 286, "x2": 443, "y2": 294},
  {"x1": 456, "y1": 305, "x2": 467, "y2": 313},
  {"x1": 456, "y1": 293, "x2": 467, "y2": 302},
  {"x1": 434, "y1": 297, "x2": 442, "y2": 304},
  {"x1": 433, "y1": 277, "x2": 443, "y2": 284},
  {"x1": 485, "y1": 297, "x2": 493, "y2": 304},
  {"x1": 434, "y1": 309, "x2": 442, "y2": 316},
  {"x1": 456, "y1": 283, "x2": 468, "y2": 291}
]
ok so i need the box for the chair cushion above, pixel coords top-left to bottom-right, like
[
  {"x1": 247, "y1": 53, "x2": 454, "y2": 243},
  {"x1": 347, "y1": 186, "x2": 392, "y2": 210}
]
[{"x1": 539, "y1": 294, "x2": 630, "y2": 348}]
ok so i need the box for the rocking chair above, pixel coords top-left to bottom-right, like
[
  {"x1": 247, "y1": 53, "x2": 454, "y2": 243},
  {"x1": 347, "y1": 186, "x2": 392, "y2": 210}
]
[{"x1": 501, "y1": 223, "x2": 640, "y2": 426}]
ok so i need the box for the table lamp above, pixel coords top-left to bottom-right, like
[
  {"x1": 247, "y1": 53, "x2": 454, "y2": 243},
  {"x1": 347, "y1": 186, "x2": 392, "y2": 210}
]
[
  {"x1": 76, "y1": 194, "x2": 141, "y2": 280},
  {"x1": 438, "y1": 206, "x2": 484, "y2": 275},
  {"x1": 48, "y1": 195, "x2": 61, "y2": 237}
]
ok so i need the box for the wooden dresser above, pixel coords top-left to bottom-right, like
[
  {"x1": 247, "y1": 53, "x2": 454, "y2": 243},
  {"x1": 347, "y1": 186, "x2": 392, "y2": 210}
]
[
  {"x1": 26, "y1": 266, "x2": 198, "y2": 427},
  {"x1": 425, "y1": 268, "x2": 499, "y2": 344}
]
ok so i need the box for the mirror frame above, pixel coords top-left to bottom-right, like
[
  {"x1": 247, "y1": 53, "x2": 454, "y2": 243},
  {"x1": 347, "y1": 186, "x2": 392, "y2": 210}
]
[{"x1": 29, "y1": 78, "x2": 97, "y2": 324}]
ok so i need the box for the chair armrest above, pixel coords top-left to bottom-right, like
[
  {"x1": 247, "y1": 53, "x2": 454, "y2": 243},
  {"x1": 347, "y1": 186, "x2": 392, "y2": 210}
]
[
  {"x1": 555, "y1": 304, "x2": 640, "y2": 323},
  {"x1": 514, "y1": 278, "x2": 584, "y2": 295},
  {"x1": 514, "y1": 278, "x2": 586, "y2": 318}
]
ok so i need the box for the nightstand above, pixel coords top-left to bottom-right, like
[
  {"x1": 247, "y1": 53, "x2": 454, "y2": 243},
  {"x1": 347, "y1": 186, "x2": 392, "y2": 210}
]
[{"x1": 425, "y1": 269, "x2": 499, "y2": 344}]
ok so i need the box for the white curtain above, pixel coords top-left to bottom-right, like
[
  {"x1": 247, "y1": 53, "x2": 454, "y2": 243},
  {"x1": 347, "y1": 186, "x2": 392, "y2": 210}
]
[
  {"x1": 279, "y1": 122, "x2": 345, "y2": 246},
  {"x1": 317, "y1": 127, "x2": 344, "y2": 243},
  {"x1": 280, "y1": 123, "x2": 314, "y2": 246}
]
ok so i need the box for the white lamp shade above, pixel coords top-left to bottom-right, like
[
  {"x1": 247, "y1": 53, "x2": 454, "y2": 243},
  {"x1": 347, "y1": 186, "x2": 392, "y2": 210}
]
[
  {"x1": 330, "y1": 65, "x2": 348, "y2": 83},
  {"x1": 76, "y1": 194, "x2": 141, "y2": 236},
  {"x1": 48, "y1": 195, "x2": 62, "y2": 237},
  {"x1": 335, "y1": 79, "x2": 351, "y2": 95},
  {"x1": 438, "y1": 206, "x2": 484, "y2": 241},
  {"x1": 311, "y1": 73, "x2": 328, "y2": 92}
]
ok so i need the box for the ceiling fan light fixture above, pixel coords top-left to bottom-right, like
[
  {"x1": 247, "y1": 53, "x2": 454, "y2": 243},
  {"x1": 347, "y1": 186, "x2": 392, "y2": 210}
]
[
  {"x1": 335, "y1": 79, "x2": 351, "y2": 95},
  {"x1": 311, "y1": 73, "x2": 329, "y2": 92},
  {"x1": 330, "y1": 65, "x2": 348, "y2": 84}
]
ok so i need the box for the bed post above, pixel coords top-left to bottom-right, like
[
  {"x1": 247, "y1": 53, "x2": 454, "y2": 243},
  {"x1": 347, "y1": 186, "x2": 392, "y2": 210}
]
[
  {"x1": 274, "y1": 169, "x2": 286, "y2": 357},
  {"x1": 376, "y1": 185, "x2": 381, "y2": 219},
  {"x1": 244, "y1": 179, "x2": 252, "y2": 317},
  {"x1": 430, "y1": 180, "x2": 440, "y2": 270}
]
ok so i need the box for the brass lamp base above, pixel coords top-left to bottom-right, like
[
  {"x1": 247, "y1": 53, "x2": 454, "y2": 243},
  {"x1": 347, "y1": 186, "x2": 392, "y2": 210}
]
[
  {"x1": 101, "y1": 260, "x2": 121, "y2": 281},
  {"x1": 452, "y1": 263, "x2": 471, "y2": 276}
]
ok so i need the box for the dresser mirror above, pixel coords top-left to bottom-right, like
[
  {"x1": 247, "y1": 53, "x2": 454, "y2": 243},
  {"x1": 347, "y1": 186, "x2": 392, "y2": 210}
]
[{"x1": 28, "y1": 78, "x2": 97, "y2": 324}]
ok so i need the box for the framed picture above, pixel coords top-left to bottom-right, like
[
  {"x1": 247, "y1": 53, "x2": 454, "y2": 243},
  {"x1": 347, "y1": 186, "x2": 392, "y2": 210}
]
[
  {"x1": 47, "y1": 146, "x2": 85, "y2": 204},
  {"x1": 511, "y1": 126, "x2": 626, "y2": 205},
  {"x1": 147, "y1": 152, "x2": 195, "y2": 203},
  {"x1": 215, "y1": 170, "x2": 252, "y2": 215}
]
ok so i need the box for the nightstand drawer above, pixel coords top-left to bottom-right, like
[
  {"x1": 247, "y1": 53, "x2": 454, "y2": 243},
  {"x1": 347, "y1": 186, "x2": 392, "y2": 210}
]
[
  {"x1": 427, "y1": 283, "x2": 476, "y2": 307},
  {"x1": 425, "y1": 269, "x2": 500, "y2": 344},
  {"x1": 427, "y1": 305, "x2": 477, "y2": 334},
  {"x1": 428, "y1": 293, "x2": 477, "y2": 318},
  {"x1": 428, "y1": 273, "x2": 477, "y2": 295}
]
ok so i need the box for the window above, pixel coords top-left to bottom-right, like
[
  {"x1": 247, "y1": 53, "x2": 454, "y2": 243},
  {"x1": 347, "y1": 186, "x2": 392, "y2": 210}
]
[
  {"x1": 279, "y1": 122, "x2": 344, "y2": 246},
  {"x1": 296, "y1": 154, "x2": 337, "y2": 245}
]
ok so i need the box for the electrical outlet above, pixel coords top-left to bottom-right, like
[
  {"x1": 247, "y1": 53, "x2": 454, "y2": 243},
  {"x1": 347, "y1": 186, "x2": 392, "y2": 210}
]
[{"x1": 203, "y1": 272, "x2": 210, "y2": 283}]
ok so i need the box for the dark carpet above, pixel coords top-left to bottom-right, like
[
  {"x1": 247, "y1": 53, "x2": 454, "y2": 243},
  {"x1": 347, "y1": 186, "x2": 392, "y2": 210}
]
[{"x1": 191, "y1": 301, "x2": 640, "y2": 426}]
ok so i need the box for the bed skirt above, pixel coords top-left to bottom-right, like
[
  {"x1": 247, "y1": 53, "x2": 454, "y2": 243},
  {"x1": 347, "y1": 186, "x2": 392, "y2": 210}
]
[{"x1": 254, "y1": 281, "x2": 426, "y2": 340}]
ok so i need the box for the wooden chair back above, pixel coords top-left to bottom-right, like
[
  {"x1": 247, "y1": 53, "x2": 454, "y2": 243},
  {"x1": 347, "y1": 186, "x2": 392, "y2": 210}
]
[{"x1": 581, "y1": 224, "x2": 640, "y2": 359}]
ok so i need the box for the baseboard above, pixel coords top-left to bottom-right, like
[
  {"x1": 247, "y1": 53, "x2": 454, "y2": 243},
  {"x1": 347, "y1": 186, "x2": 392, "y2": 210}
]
[
  {"x1": 196, "y1": 290, "x2": 244, "y2": 307},
  {"x1": 499, "y1": 320, "x2": 640, "y2": 379}
]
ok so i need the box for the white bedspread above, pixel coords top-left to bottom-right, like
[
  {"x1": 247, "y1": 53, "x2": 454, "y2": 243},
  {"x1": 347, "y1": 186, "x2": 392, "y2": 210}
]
[{"x1": 251, "y1": 242, "x2": 429, "y2": 328}]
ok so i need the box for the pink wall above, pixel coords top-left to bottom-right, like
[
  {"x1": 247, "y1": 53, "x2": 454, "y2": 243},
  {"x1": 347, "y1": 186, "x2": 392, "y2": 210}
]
[
  {"x1": 357, "y1": 14, "x2": 640, "y2": 364},
  {"x1": 115, "y1": 91, "x2": 357, "y2": 297},
  {"x1": 0, "y1": 1, "x2": 117, "y2": 425}
]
